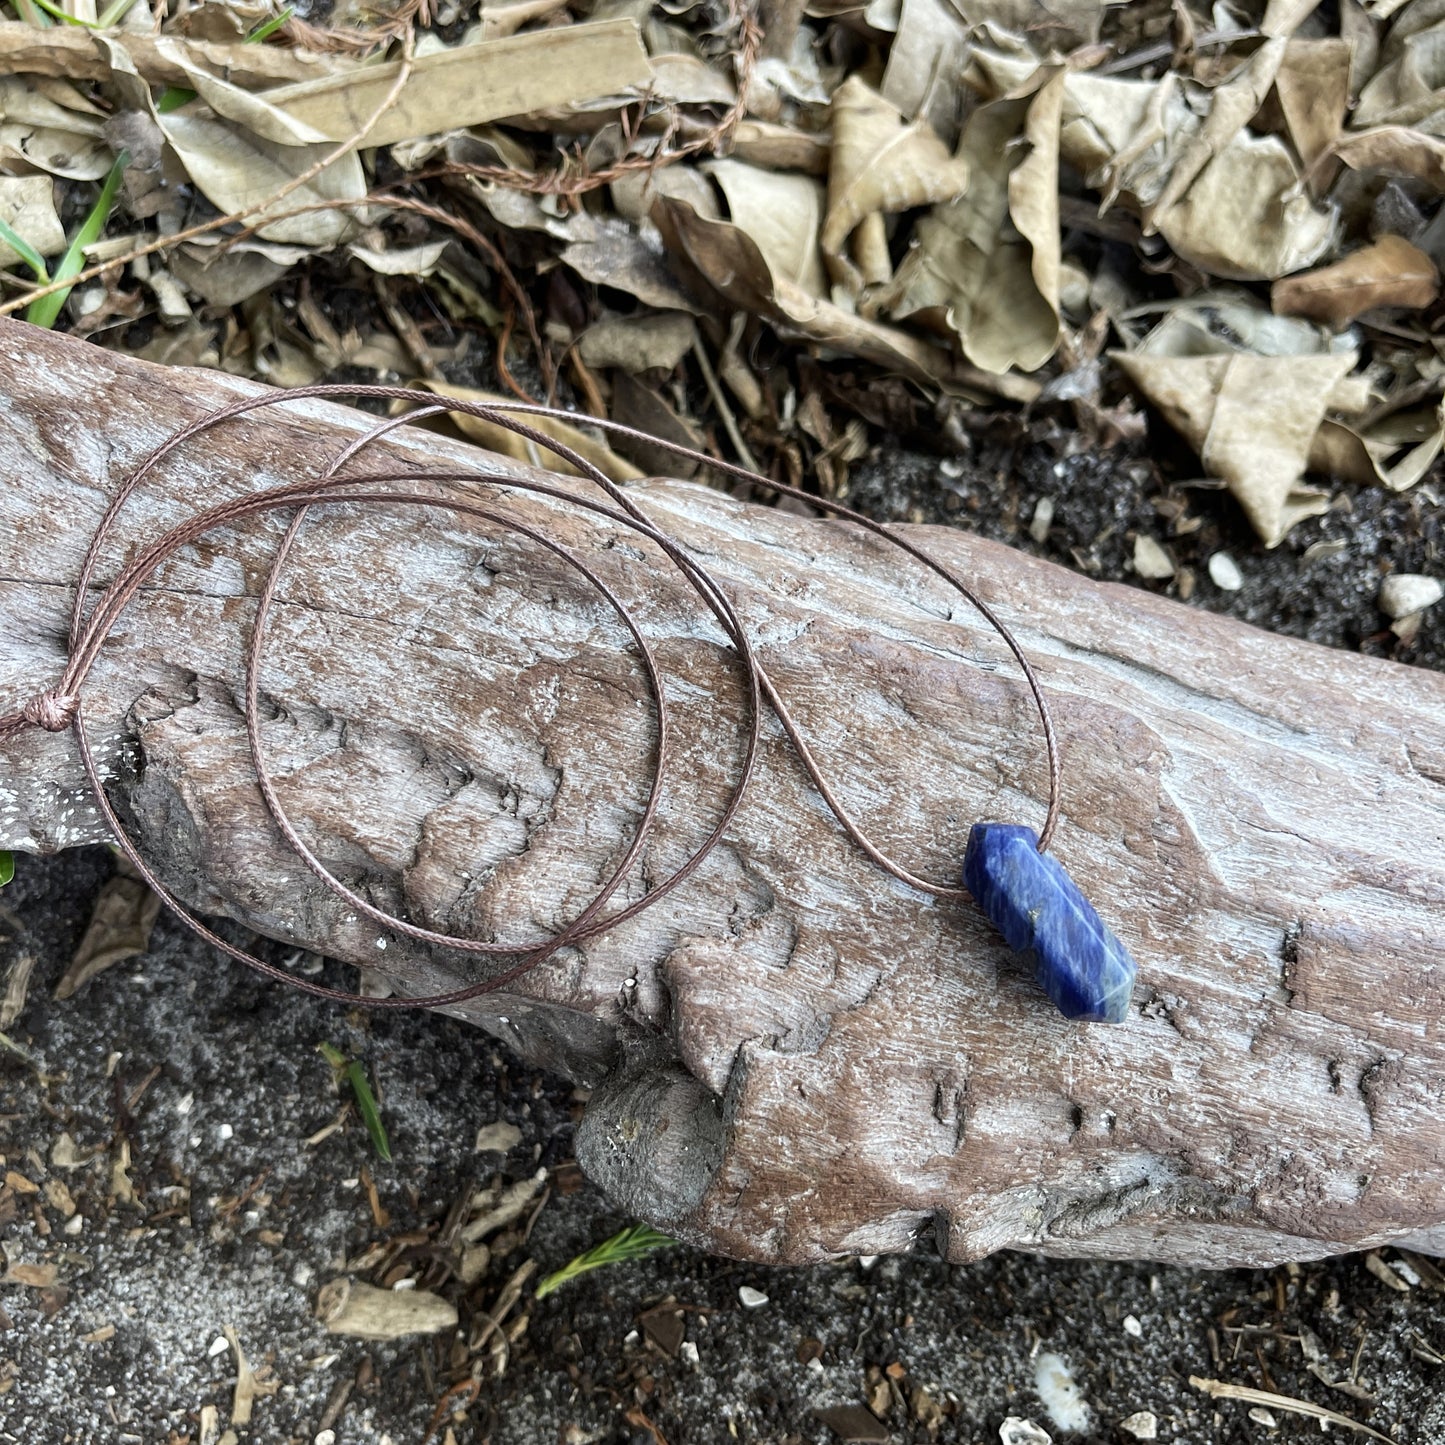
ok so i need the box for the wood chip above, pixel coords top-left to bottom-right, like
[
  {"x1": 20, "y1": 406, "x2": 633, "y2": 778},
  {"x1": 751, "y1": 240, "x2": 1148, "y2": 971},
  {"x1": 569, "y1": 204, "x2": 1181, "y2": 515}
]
[
  {"x1": 4, "y1": 1262, "x2": 57, "y2": 1287},
  {"x1": 315, "y1": 1278, "x2": 459, "y2": 1341},
  {"x1": 1364, "y1": 1250, "x2": 1411, "y2": 1291}
]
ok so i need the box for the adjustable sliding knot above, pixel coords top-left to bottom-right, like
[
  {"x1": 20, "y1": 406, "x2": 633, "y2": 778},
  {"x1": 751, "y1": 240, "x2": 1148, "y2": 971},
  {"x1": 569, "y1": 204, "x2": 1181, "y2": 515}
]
[{"x1": 19, "y1": 688, "x2": 80, "y2": 733}]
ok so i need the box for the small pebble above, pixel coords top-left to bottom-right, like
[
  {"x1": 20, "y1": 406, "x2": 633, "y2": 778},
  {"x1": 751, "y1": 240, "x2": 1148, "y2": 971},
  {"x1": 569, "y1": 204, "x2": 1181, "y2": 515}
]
[
  {"x1": 315, "y1": 1431, "x2": 337, "y2": 1445},
  {"x1": 217, "y1": 1123, "x2": 233, "y2": 1142},
  {"x1": 1248, "y1": 1406, "x2": 1278, "y2": 1428},
  {"x1": 738, "y1": 1285, "x2": 769, "y2": 1309},
  {"x1": 1118, "y1": 1409, "x2": 1158, "y2": 1440},
  {"x1": 1133, "y1": 534, "x2": 1175, "y2": 580},
  {"x1": 1301, "y1": 538, "x2": 1348, "y2": 564},
  {"x1": 999, "y1": 1419, "x2": 1052, "y2": 1445},
  {"x1": 207, "y1": 1335, "x2": 230, "y2": 1357},
  {"x1": 680, "y1": 1340, "x2": 700, "y2": 1367},
  {"x1": 473, "y1": 1122, "x2": 522, "y2": 1154},
  {"x1": 1208, "y1": 551, "x2": 1244, "y2": 591},
  {"x1": 1030, "y1": 496, "x2": 1055, "y2": 545},
  {"x1": 1123, "y1": 1313, "x2": 1143, "y2": 1337},
  {"x1": 1378, "y1": 572, "x2": 1442, "y2": 620}
]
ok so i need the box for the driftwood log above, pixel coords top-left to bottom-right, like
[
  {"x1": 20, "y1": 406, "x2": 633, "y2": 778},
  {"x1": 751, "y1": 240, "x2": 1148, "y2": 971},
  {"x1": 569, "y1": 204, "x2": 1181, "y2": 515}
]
[{"x1": 2, "y1": 322, "x2": 1443, "y2": 1269}]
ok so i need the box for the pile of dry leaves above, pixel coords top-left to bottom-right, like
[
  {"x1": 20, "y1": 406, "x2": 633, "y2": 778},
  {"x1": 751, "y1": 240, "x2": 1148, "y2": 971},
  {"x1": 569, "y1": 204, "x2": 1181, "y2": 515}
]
[{"x1": 3, "y1": 0, "x2": 1445, "y2": 555}]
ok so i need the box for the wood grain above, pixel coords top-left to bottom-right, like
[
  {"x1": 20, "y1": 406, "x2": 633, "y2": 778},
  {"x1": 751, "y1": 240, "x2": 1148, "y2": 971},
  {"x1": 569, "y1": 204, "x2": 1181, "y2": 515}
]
[{"x1": 2, "y1": 322, "x2": 1442, "y2": 1266}]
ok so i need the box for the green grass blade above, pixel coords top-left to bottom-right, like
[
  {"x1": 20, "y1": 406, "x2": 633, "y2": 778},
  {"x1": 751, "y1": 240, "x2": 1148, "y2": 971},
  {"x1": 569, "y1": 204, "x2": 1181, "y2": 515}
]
[
  {"x1": 13, "y1": 0, "x2": 55, "y2": 26},
  {"x1": 318, "y1": 1042, "x2": 393, "y2": 1162},
  {"x1": 95, "y1": 0, "x2": 140, "y2": 25},
  {"x1": 535, "y1": 1223, "x2": 674, "y2": 1298},
  {"x1": 0, "y1": 216, "x2": 50, "y2": 282},
  {"x1": 345, "y1": 1060, "x2": 392, "y2": 1162},
  {"x1": 26, "y1": 149, "x2": 127, "y2": 329},
  {"x1": 244, "y1": 5, "x2": 293, "y2": 41},
  {"x1": 156, "y1": 86, "x2": 197, "y2": 113},
  {"x1": 27, "y1": 0, "x2": 96, "y2": 26},
  {"x1": 153, "y1": 7, "x2": 290, "y2": 114},
  {"x1": 0, "y1": 851, "x2": 14, "y2": 887}
]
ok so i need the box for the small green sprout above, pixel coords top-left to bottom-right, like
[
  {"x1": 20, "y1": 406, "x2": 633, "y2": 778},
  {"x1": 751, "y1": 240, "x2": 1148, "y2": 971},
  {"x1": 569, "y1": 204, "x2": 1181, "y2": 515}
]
[
  {"x1": 26, "y1": 0, "x2": 141, "y2": 28},
  {"x1": 0, "y1": 149, "x2": 129, "y2": 329},
  {"x1": 157, "y1": 6, "x2": 294, "y2": 111},
  {"x1": 0, "y1": 852, "x2": 13, "y2": 887},
  {"x1": 534, "y1": 1223, "x2": 674, "y2": 1299},
  {"x1": 319, "y1": 1042, "x2": 393, "y2": 1162}
]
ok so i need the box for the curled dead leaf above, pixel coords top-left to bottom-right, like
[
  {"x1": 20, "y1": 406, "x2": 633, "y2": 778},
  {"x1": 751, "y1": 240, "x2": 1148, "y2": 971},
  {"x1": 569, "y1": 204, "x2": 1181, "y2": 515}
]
[
  {"x1": 879, "y1": 68, "x2": 1063, "y2": 374},
  {"x1": 821, "y1": 76, "x2": 969, "y2": 294},
  {"x1": 1272, "y1": 234, "x2": 1439, "y2": 327},
  {"x1": 1115, "y1": 347, "x2": 1355, "y2": 546}
]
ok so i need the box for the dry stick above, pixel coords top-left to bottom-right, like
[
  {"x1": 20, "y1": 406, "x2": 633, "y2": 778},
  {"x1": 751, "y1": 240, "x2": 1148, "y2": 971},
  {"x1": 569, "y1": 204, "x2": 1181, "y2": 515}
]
[
  {"x1": 691, "y1": 333, "x2": 760, "y2": 473},
  {"x1": 1188, "y1": 1376, "x2": 1394, "y2": 1442},
  {"x1": 0, "y1": 28, "x2": 416, "y2": 321}
]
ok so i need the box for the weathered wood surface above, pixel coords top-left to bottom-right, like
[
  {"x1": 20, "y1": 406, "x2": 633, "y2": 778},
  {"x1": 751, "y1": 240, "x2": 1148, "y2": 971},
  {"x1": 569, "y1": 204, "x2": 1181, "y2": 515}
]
[{"x1": 2, "y1": 322, "x2": 1443, "y2": 1268}]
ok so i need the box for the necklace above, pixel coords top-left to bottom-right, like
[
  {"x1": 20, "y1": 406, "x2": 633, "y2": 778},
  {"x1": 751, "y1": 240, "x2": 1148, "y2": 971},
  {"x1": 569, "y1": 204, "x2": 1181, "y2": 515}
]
[{"x1": 1, "y1": 386, "x2": 1137, "y2": 1023}]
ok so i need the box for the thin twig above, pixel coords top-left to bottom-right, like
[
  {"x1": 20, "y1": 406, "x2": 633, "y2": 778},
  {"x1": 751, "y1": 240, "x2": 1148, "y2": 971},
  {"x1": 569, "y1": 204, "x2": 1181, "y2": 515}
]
[
  {"x1": 692, "y1": 334, "x2": 760, "y2": 473},
  {"x1": 1189, "y1": 1375, "x2": 1395, "y2": 1442}
]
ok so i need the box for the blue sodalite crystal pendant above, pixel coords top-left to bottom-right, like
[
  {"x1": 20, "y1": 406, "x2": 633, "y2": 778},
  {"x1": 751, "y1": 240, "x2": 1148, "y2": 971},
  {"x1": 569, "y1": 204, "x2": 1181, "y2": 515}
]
[{"x1": 962, "y1": 822, "x2": 1137, "y2": 1023}]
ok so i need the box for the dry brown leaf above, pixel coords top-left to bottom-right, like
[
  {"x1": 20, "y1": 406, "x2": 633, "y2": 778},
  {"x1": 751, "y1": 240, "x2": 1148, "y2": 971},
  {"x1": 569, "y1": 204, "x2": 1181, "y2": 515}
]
[
  {"x1": 953, "y1": 0, "x2": 1104, "y2": 50},
  {"x1": 55, "y1": 856, "x2": 161, "y2": 1001},
  {"x1": 1115, "y1": 348, "x2": 1356, "y2": 546},
  {"x1": 654, "y1": 195, "x2": 1039, "y2": 401},
  {"x1": 611, "y1": 162, "x2": 718, "y2": 226},
  {"x1": 1354, "y1": 17, "x2": 1445, "y2": 131},
  {"x1": 1274, "y1": 38, "x2": 1351, "y2": 194},
  {"x1": 0, "y1": 176, "x2": 64, "y2": 267},
  {"x1": 881, "y1": 0, "x2": 970, "y2": 146},
  {"x1": 609, "y1": 371, "x2": 706, "y2": 476},
  {"x1": 729, "y1": 120, "x2": 830, "y2": 174},
  {"x1": 410, "y1": 380, "x2": 643, "y2": 483},
  {"x1": 1334, "y1": 123, "x2": 1445, "y2": 187},
  {"x1": 705, "y1": 159, "x2": 827, "y2": 299},
  {"x1": 648, "y1": 52, "x2": 737, "y2": 106},
  {"x1": 0, "y1": 78, "x2": 112, "y2": 180},
  {"x1": 1272, "y1": 234, "x2": 1439, "y2": 326},
  {"x1": 348, "y1": 239, "x2": 450, "y2": 277},
  {"x1": 160, "y1": 112, "x2": 367, "y2": 245},
  {"x1": 1311, "y1": 402, "x2": 1445, "y2": 491},
  {"x1": 561, "y1": 219, "x2": 704, "y2": 315},
  {"x1": 1148, "y1": 37, "x2": 1289, "y2": 229},
  {"x1": 820, "y1": 76, "x2": 969, "y2": 294},
  {"x1": 261, "y1": 19, "x2": 652, "y2": 148},
  {"x1": 1156, "y1": 129, "x2": 1336, "y2": 281},
  {"x1": 971, "y1": 50, "x2": 1335, "y2": 281},
  {"x1": 879, "y1": 68, "x2": 1063, "y2": 374}
]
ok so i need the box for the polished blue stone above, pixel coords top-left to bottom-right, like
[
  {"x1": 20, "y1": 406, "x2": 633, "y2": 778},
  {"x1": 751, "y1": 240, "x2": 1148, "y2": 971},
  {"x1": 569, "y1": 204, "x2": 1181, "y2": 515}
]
[{"x1": 962, "y1": 822, "x2": 1136, "y2": 1023}]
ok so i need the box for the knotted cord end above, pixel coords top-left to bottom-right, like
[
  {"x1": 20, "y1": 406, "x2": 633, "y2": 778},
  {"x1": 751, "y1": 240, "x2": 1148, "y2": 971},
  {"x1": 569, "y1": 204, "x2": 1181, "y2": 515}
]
[{"x1": 0, "y1": 689, "x2": 80, "y2": 738}]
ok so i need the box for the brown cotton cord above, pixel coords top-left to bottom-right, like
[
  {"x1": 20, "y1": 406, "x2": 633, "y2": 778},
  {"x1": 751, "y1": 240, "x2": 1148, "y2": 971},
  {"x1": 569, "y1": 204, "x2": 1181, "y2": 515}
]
[{"x1": 0, "y1": 385, "x2": 1061, "y2": 1010}]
